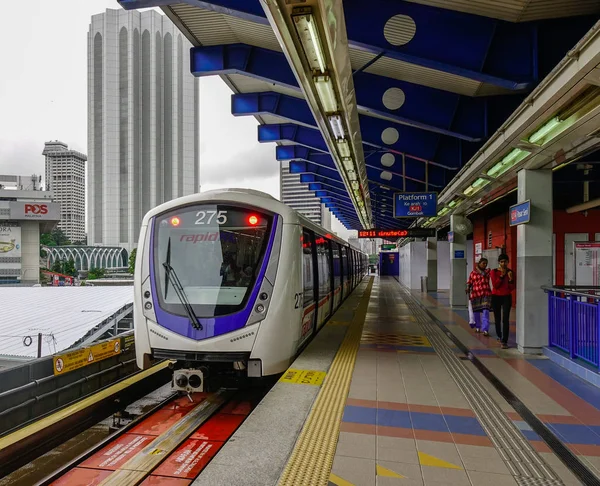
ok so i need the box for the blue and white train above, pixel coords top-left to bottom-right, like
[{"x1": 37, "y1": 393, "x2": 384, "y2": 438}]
[{"x1": 133, "y1": 189, "x2": 367, "y2": 391}]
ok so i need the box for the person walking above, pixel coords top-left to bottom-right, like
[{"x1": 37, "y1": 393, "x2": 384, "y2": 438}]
[
  {"x1": 467, "y1": 257, "x2": 492, "y2": 336},
  {"x1": 490, "y1": 254, "x2": 515, "y2": 349}
]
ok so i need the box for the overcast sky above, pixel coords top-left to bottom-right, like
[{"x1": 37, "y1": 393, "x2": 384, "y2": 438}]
[{"x1": 0, "y1": 0, "x2": 351, "y2": 238}]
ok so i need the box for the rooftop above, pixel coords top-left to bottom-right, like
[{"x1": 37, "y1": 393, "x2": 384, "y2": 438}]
[{"x1": 0, "y1": 287, "x2": 133, "y2": 359}]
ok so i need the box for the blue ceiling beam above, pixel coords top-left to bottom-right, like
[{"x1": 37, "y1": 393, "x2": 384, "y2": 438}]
[
  {"x1": 258, "y1": 124, "x2": 327, "y2": 153},
  {"x1": 192, "y1": 44, "x2": 488, "y2": 140},
  {"x1": 121, "y1": 0, "x2": 537, "y2": 90},
  {"x1": 277, "y1": 145, "x2": 446, "y2": 189},
  {"x1": 234, "y1": 92, "x2": 467, "y2": 170},
  {"x1": 323, "y1": 197, "x2": 402, "y2": 228}
]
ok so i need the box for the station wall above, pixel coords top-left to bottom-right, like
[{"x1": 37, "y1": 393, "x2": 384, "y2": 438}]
[{"x1": 469, "y1": 208, "x2": 600, "y2": 304}]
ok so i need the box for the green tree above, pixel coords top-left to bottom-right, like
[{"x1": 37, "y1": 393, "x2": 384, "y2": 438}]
[
  {"x1": 40, "y1": 233, "x2": 56, "y2": 247},
  {"x1": 128, "y1": 248, "x2": 137, "y2": 274},
  {"x1": 51, "y1": 227, "x2": 71, "y2": 246},
  {"x1": 63, "y1": 259, "x2": 77, "y2": 277},
  {"x1": 51, "y1": 260, "x2": 63, "y2": 273},
  {"x1": 87, "y1": 267, "x2": 105, "y2": 280}
]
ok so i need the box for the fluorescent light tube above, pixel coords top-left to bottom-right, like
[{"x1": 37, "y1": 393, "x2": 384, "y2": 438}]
[
  {"x1": 337, "y1": 139, "x2": 351, "y2": 158},
  {"x1": 486, "y1": 148, "x2": 530, "y2": 178},
  {"x1": 328, "y1": 114, "x2": 345, "y2": 139},
  {"x1": 528, "y1": 117, "x2": 562, "y2": 145},
  {"x1": 463, "y1": 178, "x2": 490, "y2": 197},
  {"x1": 314, "y1": 76, "x2": 338, "y2": 113},
  {"x1": 293, "y1": 14, "x2": 326, "y2": 74}
]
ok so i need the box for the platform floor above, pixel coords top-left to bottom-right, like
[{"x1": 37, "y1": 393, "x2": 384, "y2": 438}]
[{"x1": 323, "y1": 277, "x2": 600, "y2": 486}]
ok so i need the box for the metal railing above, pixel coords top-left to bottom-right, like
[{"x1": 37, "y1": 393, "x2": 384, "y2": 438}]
[{"x1": 543, "y1": 286, "x2": 600, "y2": 367}]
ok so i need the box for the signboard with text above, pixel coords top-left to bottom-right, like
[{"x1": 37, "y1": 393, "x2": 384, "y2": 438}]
[
  {"x1": 574, "y1": 242, "x2": 600, "y2": 286},
  {"x1": 9, "y1": 201, "x2": 61, "y2": 221},
  {"x1": 53, "y1": 338, "x2": 122, "y2": 376},
  {"x1": 509, "y1": 200, "x2": 531, "y2": 227},
  {"x1": 393, "y1": 192, "x2": 437, "y2": 218},
  {"x1": 358, "y1": 228, "x2": 436, "y2": 239}
]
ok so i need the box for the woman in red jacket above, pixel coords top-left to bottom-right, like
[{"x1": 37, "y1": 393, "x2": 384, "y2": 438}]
[
  {"x1": 490, "y1": 254, "x2": 515, "y2": 349},
  {"x1": 467, "y1": 257, "x2": 492, "y2": 336}
]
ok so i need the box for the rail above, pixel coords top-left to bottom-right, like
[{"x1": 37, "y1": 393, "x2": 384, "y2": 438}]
[{"x1": 543, "y1": 286, "x2": 600, "y2": 368}]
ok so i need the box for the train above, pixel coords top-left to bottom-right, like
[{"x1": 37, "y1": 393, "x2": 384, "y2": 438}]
[{"x1": 133, "y1": 188, "x2": 368, "y2": 392}]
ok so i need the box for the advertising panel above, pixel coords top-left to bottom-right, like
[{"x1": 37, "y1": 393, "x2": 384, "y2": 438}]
[{"x1": 0, "y1": 224, "x2": 21, "y2": 257}]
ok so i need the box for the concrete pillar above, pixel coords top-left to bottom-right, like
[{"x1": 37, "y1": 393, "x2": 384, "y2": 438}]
[
  {"x1": 450, "y1": 215, "x2": 468, "y2": 307},
  {"x1": 516, "y1": 169, "x2": 553, "y2": 354},
  {"x1": 21, "y1": 221, "x2": 40, "y2": 284},
  {"x1": 426, "y1": 237, "x2": 438, "y2": 292}
]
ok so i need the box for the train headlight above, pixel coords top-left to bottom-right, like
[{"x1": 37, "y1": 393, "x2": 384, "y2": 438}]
[
  {"x1": 175, "y1": 374, "x2": 188, "y2": 387},
  {"x1": 256, "y1": 304, "x2": 265, "y2": 313},
  {"x1": 144, "y1": 302, "x2": 153, "y2": 310},
  {"x1": 259, "y1": 292, "x2": 268, "y2": 301}
]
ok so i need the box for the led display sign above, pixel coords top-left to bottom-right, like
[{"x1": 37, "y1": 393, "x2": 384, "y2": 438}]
[{"x1": 358, "y1": 228, "x2": 436, "y2": 239}]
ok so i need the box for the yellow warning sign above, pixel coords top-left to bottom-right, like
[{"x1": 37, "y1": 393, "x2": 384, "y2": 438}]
[
  {"x1": 279, "y1": 369, "x2": 326, "y2": 386},
  {"x1": 53, "y1": 338, "x2": 122, "y2": 376}
]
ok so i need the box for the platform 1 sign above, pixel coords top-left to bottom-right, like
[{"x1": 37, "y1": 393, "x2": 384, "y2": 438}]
[
  {"x1": 53, "y1": 338, "x2": 122, "y2": 376},
  {"x1": 393, "y1": 192, "x2": 437, "y2": 218},
  {"x1": 509, "y1": 200, "x2": 531, "y2": 226}
]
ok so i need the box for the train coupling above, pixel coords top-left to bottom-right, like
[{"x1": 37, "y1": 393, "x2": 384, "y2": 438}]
[{"x1": 172, "y1": 368, "x2": 205, "y2": 393}]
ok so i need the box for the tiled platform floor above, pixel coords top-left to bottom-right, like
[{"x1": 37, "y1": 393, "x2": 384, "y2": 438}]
[{"x1": 329, "y1": 277, "x2": 599, "y2": 486}]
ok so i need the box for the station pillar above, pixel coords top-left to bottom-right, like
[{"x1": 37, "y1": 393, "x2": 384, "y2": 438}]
[
  {"x1": 516, "y1": 169, "x2": 553, "y2": 354},
  {"x1": 426, "y1": 236, "x2": 438, "y2": 292},
  {"x1": 450, "y1": 215, "x2": 468, "y2": 307}
]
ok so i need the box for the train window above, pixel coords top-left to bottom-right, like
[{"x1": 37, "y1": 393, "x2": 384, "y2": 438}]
[
  {"x1": 332, "y1": 243, "x2": 341, "y2": 291},
  {"x1": 302, "y1": 230, "x2": 315, "y2": 308},
  {"x1": 153, "y1": 204, "x2": 272, "y2": 317}
]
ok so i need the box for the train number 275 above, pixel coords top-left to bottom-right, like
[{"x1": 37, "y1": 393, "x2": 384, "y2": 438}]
[{"x1": 294, "y1": 293, "x2": 303, "y2": 309}]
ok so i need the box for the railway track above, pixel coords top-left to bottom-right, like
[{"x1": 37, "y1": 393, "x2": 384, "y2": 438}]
[{"x1": 36, "y1": 385, "x2": 268, "y2": 486}]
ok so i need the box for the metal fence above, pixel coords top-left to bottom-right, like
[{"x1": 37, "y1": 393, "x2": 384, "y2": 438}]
[{"x1": 544, "y1": 286, "x2": 600, "y2": 367}]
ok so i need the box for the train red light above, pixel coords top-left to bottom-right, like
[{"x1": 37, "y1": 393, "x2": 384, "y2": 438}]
[
  {"x1": 248, "y1": 215, "x2": 259, "y2": 226},
  {"x1": 170, "y1": 216, "x2": 181, "y2": 226}
]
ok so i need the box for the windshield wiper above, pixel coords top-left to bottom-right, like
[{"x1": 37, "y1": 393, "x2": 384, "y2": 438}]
[{"x1": 163, "y1": 238, "x2": 203, "y2": 330}]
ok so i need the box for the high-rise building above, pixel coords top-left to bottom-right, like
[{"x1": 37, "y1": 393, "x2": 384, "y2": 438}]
[
  {"x1": 43, "y1": 141, "x2": 87, "y2": 243},
  {"x1": 88, "y1": 9, "x2": 200, "y2": 251},
  {"x1": 280, "y1": 161, "x2": 332, "y2": 230}
]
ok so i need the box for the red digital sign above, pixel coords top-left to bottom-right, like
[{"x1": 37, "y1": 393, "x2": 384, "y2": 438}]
[{"x1": 358, "y1": 228, "x2": 436, "y2": 239}]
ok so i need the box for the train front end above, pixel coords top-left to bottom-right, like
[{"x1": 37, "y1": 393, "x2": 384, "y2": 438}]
[{"x1": 134, "y1": 197, "x2": 282, "y2": 392}]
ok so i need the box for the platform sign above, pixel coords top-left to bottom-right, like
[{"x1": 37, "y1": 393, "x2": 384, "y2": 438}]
[
  {"x1": 381, "y1": 244, "x2": 397, "y2": 250},
  {"x1": 393, "y1": 192, "x2": 437, "y2": 218},
  {"x1": 454, "y1": 250, "x2": 465, "y2": 259},
  {"x1": 509, "y1": 200, "x2": 531, "y2": 226},
  {"x1": 53, "y1": 338, "x2": 122, "y2": 376}
]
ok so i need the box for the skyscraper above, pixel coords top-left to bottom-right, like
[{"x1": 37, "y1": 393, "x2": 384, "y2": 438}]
[
  {"x1": 88, "y1": 9, "x2": 200, "y2": 251},
  {"x1": 280, "y1": 161, "x2": 332, "y2": 230},
  {"x1": 43, "y1": 141, "x2": 87, "y2": 243}
]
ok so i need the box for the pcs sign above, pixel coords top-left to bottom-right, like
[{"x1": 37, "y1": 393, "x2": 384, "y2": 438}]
[{"x1": 9, "y1": 202, "x2": 60, "y2": 221}]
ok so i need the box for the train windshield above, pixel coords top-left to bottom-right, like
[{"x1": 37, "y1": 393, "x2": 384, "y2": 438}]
[{"x1": 153, "y1": 205, "x2": 272, "y2": 318}]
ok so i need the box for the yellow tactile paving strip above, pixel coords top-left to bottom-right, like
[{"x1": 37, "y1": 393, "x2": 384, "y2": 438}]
[{"x1": 278, "y1": 278, "x2": 374, "y2": 486}]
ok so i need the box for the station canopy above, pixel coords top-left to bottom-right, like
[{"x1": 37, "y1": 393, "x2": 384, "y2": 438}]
[{"x1": 121, "y1": 0, "x2": 599, "y2": 230}]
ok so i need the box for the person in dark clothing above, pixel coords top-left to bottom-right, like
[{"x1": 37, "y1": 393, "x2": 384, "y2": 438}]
[{"x1": 490, "y1": 254, "x2": 515, "y2": 349}]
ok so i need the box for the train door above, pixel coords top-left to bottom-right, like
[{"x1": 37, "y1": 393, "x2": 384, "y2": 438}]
[
  {"x1": 299, "y1": 229, "x2": 318, "y2": 346},
  {"x1": 349, "y1": 250, "x2": 355, "y2": 289},
  {"x1": 331, "y1": 242, "x2": 341, "y2": 312},
  {"x1": 316, "y1": 235, "x2": 331, "y2": 328},
  {"x1": 341, "y1": 246, "x2": 349, "y2": 298}
]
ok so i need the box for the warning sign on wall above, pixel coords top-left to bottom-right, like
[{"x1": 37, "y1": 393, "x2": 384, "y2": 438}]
[{"x1": 53, "y1": 339, "x2": 122, "y2": 376}]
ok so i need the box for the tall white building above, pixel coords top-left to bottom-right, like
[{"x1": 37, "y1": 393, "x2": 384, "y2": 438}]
[
  {"x1": 280, "y1": 161, "x2": 331, "y2": 230},
  {"x1": 88, "y1": 9, "x2": 200, "y2": 251},
  {"x1": 43, "y1": 141, "x2": 87, "y2": 243}
]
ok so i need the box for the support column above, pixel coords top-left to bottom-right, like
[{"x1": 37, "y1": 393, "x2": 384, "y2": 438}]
[
  {"x1": 426, "y1": 236, "x2": 438, "y2": 292},
  {"x1": 450, "y1": 215, "x2": 468, "y2": 307},
  {"x1": 516, "y1": 169, "x2": 553, "y2": 354}
]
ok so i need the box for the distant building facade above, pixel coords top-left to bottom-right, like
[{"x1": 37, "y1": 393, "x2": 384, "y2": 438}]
[
  {"x1": 280, "y1": 161, "x2": 332, "y2": 230},
  {"x1": 88, "y1": 9, "x2": 200, "y2": 251},
  {"x1": 43, "y1": 141, "x2": 86, "y2": 243}
]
